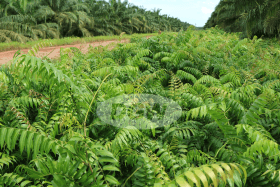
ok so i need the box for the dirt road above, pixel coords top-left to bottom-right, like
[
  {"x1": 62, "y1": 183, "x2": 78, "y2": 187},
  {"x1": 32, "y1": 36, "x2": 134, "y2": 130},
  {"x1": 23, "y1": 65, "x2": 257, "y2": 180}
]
[{"x1": 0, "y1": 37, "x2": 150, "y2": 65}]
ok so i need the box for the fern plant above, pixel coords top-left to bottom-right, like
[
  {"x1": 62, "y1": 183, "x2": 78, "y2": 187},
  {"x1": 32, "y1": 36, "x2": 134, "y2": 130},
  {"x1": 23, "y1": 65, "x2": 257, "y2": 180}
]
[{"x1": 1, "y1": 26, "x2": 280, "y2": 186}]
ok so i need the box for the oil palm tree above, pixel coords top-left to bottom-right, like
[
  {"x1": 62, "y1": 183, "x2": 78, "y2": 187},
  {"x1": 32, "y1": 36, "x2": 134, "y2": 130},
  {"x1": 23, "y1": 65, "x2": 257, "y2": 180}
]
[
  {"x1": 0, "y1": 0, "x2": 191, "y2": 42},
  {"x1": 0, "y1": 0, "x2": 59, "y2": 42},
  {"x1": 33, "y1": 0, "x2": 93, "y2": 37},
  {"x1": 204, "y1": 0, "x2": 280, "y2": 38}
]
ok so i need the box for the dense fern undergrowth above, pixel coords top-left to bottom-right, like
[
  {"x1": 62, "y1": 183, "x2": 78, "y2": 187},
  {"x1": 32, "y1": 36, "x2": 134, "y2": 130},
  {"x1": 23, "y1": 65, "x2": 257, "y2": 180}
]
[{"x1": 1, "y1": 26, "x2": 280, "y2": 186}]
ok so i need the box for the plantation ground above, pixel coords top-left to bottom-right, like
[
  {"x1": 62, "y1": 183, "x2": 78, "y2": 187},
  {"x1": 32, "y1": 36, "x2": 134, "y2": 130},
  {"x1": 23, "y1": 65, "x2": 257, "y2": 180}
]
[
  {"x1": 1, "y1": 26, "x2": 280, "y2": 186},
  {"x1": 0, "y1": 35, "x2": 155, "y2": 65},
  {"x1": 0, "y1": 39, "x2": 129, "y2": 65},
  {"x1": 0, "y1": 33, "x2": 158, "y2": 52}
]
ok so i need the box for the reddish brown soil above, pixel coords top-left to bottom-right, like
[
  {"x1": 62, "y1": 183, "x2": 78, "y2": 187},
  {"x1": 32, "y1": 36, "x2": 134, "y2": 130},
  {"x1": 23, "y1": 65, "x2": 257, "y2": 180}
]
[{"x1": 0, "y1": 36, "x2": 151, "y2": 66}]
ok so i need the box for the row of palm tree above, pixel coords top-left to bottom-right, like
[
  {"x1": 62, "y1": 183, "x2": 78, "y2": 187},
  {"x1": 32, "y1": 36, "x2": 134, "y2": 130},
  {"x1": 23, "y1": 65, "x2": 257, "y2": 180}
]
[
  {"x1": 0, "y1": 0, "x2": 191, "y2": 43},
  {"x1": 204, "y1": 0, "x2": 280, "y2": 38}
]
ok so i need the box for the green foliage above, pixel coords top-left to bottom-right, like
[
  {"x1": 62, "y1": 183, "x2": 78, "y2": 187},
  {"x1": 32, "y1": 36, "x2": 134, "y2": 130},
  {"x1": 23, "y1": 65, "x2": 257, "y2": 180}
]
[
  {"x1": 204, "y1": 0, "x2": 280, "y2": 38},
  {"x1": 1, "y1": 28, "x2": 280, "y2": 186},
  {"x1": 0, "y1": 0, "x2": 191, "y2": 43}
]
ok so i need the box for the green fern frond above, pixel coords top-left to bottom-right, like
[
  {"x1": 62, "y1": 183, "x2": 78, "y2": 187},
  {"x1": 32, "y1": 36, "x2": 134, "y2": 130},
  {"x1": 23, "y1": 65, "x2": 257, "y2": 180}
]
[
  {"x1": 175, "y1": 163, "x2": 246, "y2": 187},
  {"x1": 0, "y1": 173, "x2": 32, "y2": 187}
]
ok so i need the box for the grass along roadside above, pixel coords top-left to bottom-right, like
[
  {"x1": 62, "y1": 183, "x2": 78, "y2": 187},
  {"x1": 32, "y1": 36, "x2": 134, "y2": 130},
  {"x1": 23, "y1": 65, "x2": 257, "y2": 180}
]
[{"x1": 0, "y1": 33, "x2": 159, "y2": 52}]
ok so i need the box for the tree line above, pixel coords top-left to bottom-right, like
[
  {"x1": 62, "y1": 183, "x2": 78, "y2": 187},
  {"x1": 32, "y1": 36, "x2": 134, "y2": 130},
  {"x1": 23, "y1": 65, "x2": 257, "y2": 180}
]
[
  {"x1": 204, "y1": 0, "x2": 280, "y2": 39},
  {"x1": 0, "y1": 0, "x2": 191, "y2": 43}
]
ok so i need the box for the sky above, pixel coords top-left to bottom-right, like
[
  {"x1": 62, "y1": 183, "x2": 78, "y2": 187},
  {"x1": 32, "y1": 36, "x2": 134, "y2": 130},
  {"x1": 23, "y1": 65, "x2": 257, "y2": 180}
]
[{"x1": 126, "y1": 0, "x2": 221, "y2": 27}]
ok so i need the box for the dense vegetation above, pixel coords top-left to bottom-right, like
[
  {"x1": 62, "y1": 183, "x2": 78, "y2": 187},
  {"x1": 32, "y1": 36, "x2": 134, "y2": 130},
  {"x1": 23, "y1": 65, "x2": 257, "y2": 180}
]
[
  {"x1": 204, "y1": 0, "x2": 280, "y2": 39},
  {"x1": 0, "y1": 0, "x2": 191, "y2": 43},
  {"x1": 1, "y1": 26, "x2": 280, "y2": 186}
]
